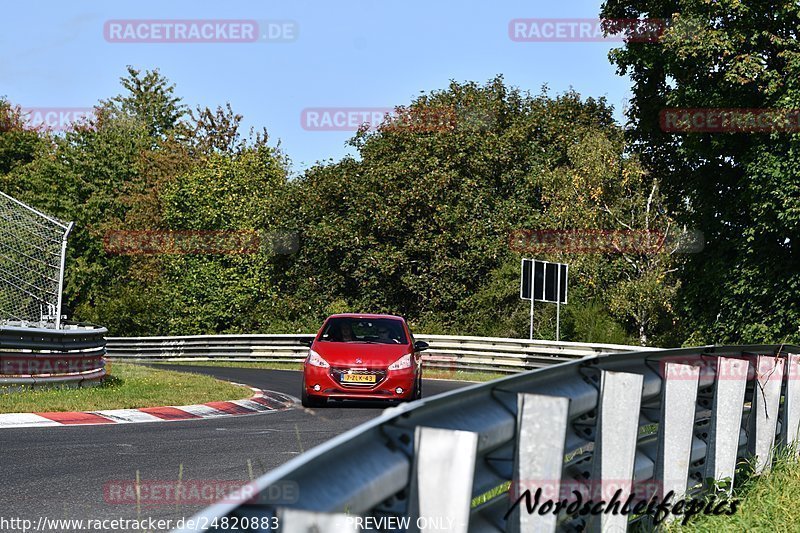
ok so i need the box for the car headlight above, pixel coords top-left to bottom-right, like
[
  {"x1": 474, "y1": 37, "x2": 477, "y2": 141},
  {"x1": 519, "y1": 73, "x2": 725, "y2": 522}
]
[
  {"x1": 307, "y1": 349, "x2": 330, "y2": 368},
  {"x1": 388, "y1": 353, "x2": 412, "y2": 371}
]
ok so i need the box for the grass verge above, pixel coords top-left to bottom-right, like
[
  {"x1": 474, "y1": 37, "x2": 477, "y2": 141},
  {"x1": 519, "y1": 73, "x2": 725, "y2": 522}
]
[
  {"x1": 0, "y1": 362, "x2": 250, "y2": 414},
  {"x1": 152, "y1": 360, "x2": 303, "y2": 371},
  {"x1": 149, "y1": 360, "x2": 509, "y2": 382},
  {"x1": 667, "y1": 448, "x2": 800, "y2": 532}
]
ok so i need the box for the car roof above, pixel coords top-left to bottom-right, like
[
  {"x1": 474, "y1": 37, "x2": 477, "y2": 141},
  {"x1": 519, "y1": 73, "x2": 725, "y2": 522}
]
[{"x1": 326, "y1": 313, "x2": 405, "y2": 321}]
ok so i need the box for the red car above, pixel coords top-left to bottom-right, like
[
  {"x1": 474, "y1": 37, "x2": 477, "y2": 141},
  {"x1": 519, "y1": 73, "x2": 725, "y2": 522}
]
[{"x1": 301, "y1": 313, "x2": 428, "y2": 407}]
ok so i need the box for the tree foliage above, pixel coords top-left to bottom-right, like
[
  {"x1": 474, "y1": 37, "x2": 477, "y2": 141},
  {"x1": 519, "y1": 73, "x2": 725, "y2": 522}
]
[
  {"x1": 601, "y1": 0, "x2": 800, "y2": 344},
  {"x1": 0, "y1": 70, "x2": 689, "y2": 345}
]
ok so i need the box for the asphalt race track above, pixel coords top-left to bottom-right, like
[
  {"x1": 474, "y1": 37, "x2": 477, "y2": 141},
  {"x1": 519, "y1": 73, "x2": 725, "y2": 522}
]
[{"x1": 0, "y1": 365, "x2": 469, "y2": 528}]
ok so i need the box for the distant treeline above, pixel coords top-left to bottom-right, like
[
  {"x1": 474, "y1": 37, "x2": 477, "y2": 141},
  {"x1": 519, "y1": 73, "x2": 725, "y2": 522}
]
[{"x1": 3, "y1": 0, "x2": 799, "y2": 354}]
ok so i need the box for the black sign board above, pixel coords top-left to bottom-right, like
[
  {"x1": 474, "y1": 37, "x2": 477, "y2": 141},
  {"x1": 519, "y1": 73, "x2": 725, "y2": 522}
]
[{"x1": 520, "y1": 259, "x2": 568, "y2": 304}]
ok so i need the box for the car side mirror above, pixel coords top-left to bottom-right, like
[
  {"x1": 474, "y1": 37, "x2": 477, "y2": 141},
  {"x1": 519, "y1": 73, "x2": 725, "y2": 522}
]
[
  {"x1": 300, "y1": 338, "x2": 314, "y2": 348},
  {"x1": 414, "y1": 340, "x2": 429, "y2": 352}
]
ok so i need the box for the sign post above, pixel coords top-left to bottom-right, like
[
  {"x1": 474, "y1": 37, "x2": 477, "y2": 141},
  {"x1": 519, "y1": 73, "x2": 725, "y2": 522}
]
[
  {"x1": 529, "y1": 263, "x2": 535, "y2": 340},
  {"x1": 520, "y1": 259, "x2": 568, "y2": 341},
  {"x1": 556, "y1": 264, "x2": 561, "y2": 341}
]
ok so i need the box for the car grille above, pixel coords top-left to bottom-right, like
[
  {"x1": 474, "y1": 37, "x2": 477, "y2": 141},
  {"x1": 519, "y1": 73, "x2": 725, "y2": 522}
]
[{"x1": 330, "y1": 367, "x2": 387, "y2": 387}]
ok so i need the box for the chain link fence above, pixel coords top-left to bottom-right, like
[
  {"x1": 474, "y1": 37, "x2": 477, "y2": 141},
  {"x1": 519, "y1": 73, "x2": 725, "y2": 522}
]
[{"x1": 0, "y1": 191, "x2": 72, "y2": 328}]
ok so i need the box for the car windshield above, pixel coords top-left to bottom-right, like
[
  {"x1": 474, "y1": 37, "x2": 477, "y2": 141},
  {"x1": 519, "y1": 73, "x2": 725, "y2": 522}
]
[{"x1": 319, "y1": 317, "x2": 407, "y2": 344}]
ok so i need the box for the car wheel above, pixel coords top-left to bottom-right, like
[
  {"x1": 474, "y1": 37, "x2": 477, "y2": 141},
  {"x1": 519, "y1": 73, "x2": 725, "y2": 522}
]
[
  {"x1": 407, "y1": 374, "x2": 422, "y2": 402},
  {"x1": 301, "y1": 381, "x2": 326, "y2": 408}
]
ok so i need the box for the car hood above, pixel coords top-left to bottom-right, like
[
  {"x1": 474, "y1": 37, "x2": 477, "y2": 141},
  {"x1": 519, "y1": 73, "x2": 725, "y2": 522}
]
[{"x1": 311, "y1": 342, "x2": 410, "y2": 367}]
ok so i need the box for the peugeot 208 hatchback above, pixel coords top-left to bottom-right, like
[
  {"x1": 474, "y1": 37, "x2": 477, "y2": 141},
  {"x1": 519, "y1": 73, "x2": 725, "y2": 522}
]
[{"x1": 301, "y1": 314, "x2": 428, "y2": 407}]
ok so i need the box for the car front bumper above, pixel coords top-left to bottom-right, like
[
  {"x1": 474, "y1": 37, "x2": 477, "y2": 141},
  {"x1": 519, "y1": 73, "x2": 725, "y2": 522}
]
[{"x1": 303, "y1": 364, "x2": 416, "y2": 401}]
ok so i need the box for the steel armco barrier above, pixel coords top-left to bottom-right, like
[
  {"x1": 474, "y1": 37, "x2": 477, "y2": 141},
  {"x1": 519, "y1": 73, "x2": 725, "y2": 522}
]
[
  {"x1": 172, "y1": 344, "x2": 800, "y2": 532},
  {"x1": 106, "y1": 334, "x2": 649, "y2": 373},
  {"x1": 0, "y1": 324, "x2": 107, "y2": 388}
]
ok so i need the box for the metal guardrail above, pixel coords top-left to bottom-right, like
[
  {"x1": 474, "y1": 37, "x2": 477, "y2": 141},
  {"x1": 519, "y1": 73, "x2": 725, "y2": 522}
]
[
  {"x1": 0, "y1": 324, "x2": 107, "y2": 388},
  {"x1": 106, "y1": 334, "x2": 649, "y2": 373},
  {"x1": 172, "y1": 344, "x2": 800, "y2": 532}
]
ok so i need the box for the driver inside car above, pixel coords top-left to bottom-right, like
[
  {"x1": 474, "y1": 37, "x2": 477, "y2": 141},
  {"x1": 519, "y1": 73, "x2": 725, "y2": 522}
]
[
  {"x1": 340, "y1": 322, "x2": 355, "y2": 342},
  {"x1": 378, "y1": 325, "x2": 402, "y2": 343}
]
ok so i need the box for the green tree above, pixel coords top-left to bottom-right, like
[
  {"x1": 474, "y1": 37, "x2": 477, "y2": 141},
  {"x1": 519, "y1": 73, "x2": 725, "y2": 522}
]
[
  {"x1": 1, "y1": 72, "x2": 687, "y2": 343},
  {"x1": 100, "y1": 66, "x2": 187, "y2": 140},
  {"x1": 601, "y1": 0, "x2": 800, "y2": 344},
  {"x1": 0, "y1": 99, "x2": 45, "y2": 176},
  {"x1": 515, "y1": 119, "x2": 681, "y2": 345},
  {"x1": 157, "y1": 146, "x2": 290, "y2": 334},
  {"x1": 1, "y1": 68, "x2": 190, "y2": 332},
  {"x1": 279, "y1": 78, "x2": 659, "y2": 341}
]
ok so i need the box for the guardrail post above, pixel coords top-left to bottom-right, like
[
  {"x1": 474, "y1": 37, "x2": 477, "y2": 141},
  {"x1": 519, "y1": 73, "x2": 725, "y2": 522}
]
[
  {"x1": 586, "y1": 371, "x2": 644, "y2": 533},
  {"x1": 655, "y1": 363, "x2": 700, "y2": 513},
  {"x1": 704, "y1": 357, "x2": 749, "y2": 489},
  {"x1": 408, "y1": 427, "x2": 478, "y2": 533},
  {"x1": 277, "y1": 509, "x2": 358, "y2": 533},
  {"x1": 508, "y1": 393, "x2": 570, "y2": 533},
  {"x1": 781, "y1": 353, "x2": 800, "y2": 450},
  {"x1": 749, "y1": 355, "x2": 785, "y2": 473}
]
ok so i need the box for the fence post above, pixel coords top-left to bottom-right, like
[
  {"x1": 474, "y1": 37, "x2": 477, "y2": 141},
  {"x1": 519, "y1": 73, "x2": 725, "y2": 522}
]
[
  {"x1": 408, "y1": 427, "x2": 478, "y2": 533},
  {"x1": 749, "y1": 355, "x2": 785, "y2": 473},
  {"x1": 586, "y1": 371, "x2": 644, "y2": 533},
  {"x1": 55, "y1": 221, "x2": 74, "y2": 329},
  {"x1": 508, "y1": 393, "x2": 570, "y2": 533},
  {"x1": 782, "y1": 353, "x2": 800, "y2": 450},
  {"x1": 655, "y1": 363, "x2": 700, "y2": 514},
  {"x1": 704, "y1": 357, "x2": 749, "y2": 489}
]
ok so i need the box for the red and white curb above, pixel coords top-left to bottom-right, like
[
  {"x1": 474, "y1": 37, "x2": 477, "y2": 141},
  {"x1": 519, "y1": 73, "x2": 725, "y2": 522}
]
[{"x1": 0, "y1": 385, "x2": 297, "y2": 429}]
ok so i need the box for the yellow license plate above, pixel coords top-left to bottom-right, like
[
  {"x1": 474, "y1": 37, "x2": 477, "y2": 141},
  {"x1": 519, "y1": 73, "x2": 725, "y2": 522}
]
[{"x1": 341, "y1": 373, "x2": 376, "y2": 383}]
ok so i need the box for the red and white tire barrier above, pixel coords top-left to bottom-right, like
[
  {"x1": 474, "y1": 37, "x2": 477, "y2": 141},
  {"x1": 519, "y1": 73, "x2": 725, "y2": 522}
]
[{"x1": 0, "y1": 385, "x2": 296, "y2": 429}]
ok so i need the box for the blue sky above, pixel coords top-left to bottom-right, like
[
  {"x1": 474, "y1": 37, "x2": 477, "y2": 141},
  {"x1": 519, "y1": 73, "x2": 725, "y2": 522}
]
[{"x1": 1, "y1": 0, "x2": 632, "y2": 175}]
